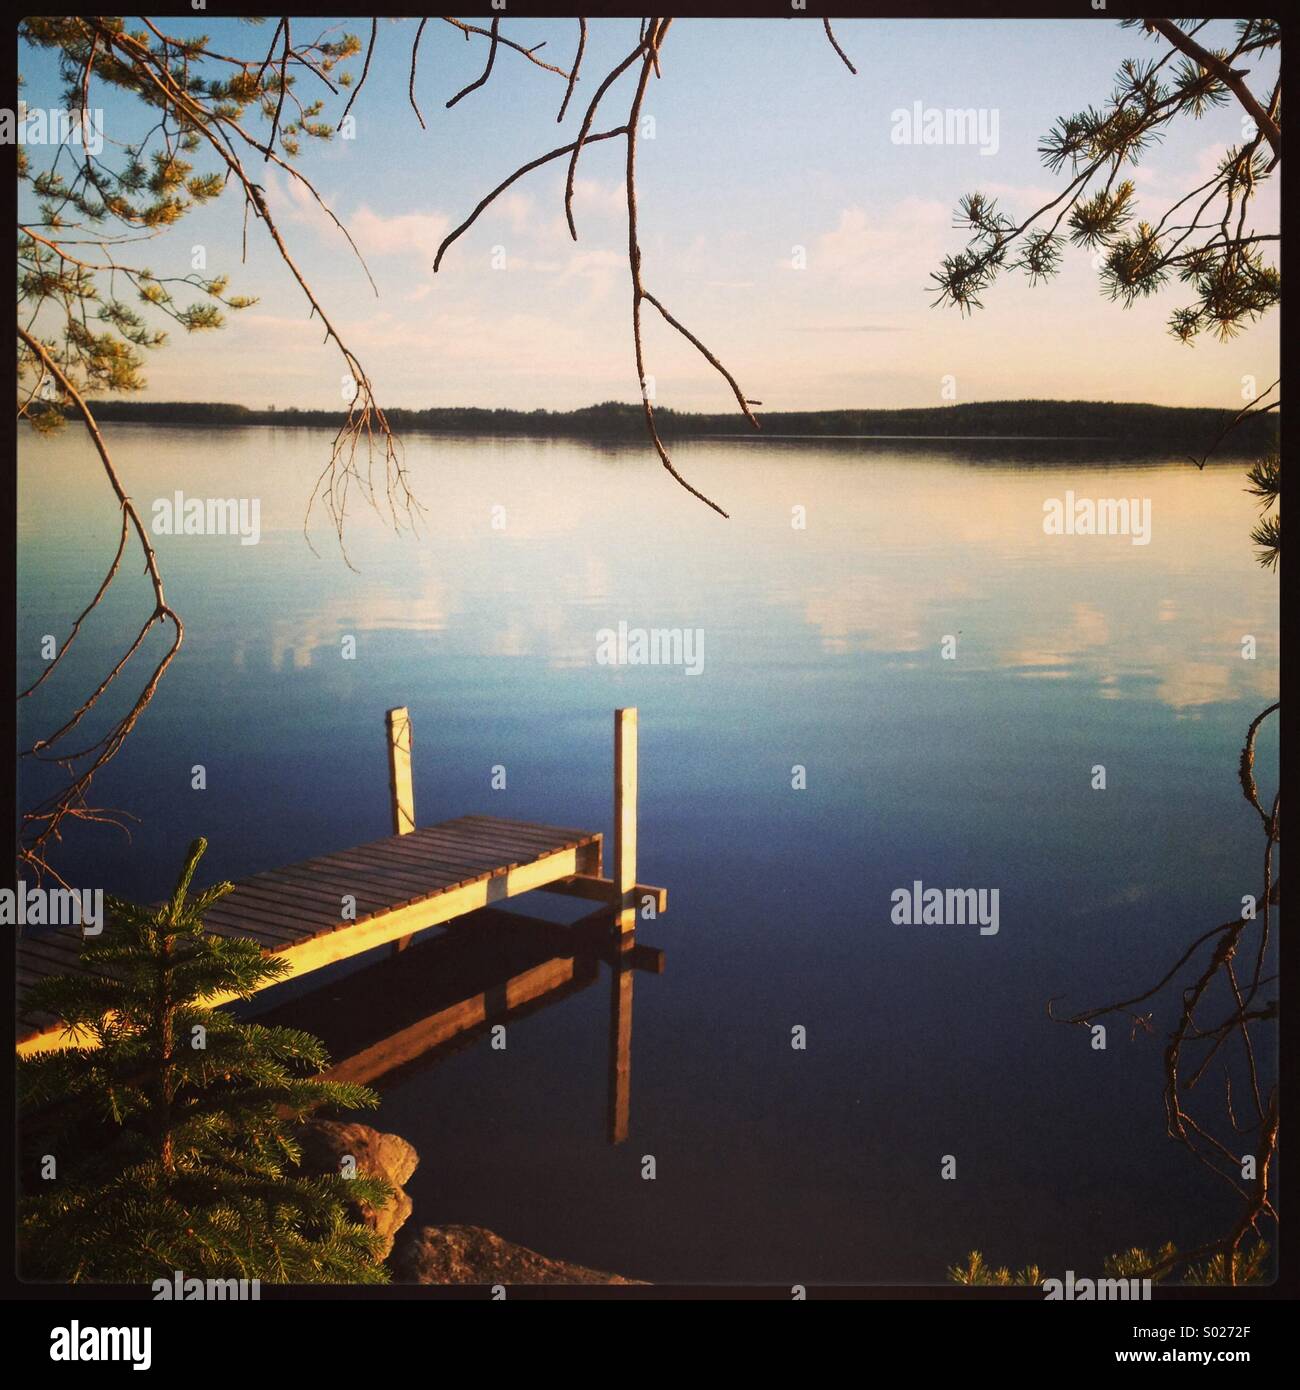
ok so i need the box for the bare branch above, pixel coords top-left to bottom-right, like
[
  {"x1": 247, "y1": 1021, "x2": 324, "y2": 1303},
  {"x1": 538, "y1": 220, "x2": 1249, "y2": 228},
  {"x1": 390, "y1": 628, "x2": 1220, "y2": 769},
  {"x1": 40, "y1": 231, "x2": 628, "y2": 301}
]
[
  {"x1": 1188, "y1": 378, "x2": 1279, "y2": 469},
  {"x1": 558, "y1": 18, "x2": 587, "y2": 123},
  {"x1": 447, "y1": 16, "x2": 500, "y2": 109},
  {"x1": 440, "y1": 17, "x2": 569, "y2": 81},
  {"x1": 338, "y1": 17, "x2": 377, "y2": 130},
  {"x1": 16, "y1": 326, "x2": 184, "y2": 879},
  {"x1": 266, "y1": 17, "x2": 291, "y2": 158},
  {"x1": 823, "y1": 19, "x2": 858, "y2": 75},
  {"x1": 434, "y1": 125, "x2": 629, "y2": 272},
  {"x1": 624, "y1": 19, "x2": 734, "y2": 517},
  {"x1": 409, "y1": 17, "x2": 429, "y2": 129},
  {"x1": 641, "y1": 290, "x2": 762, "y2": 426},
  {"x1": 565, "y1": 32, "x2": 648, "y2": 240}
]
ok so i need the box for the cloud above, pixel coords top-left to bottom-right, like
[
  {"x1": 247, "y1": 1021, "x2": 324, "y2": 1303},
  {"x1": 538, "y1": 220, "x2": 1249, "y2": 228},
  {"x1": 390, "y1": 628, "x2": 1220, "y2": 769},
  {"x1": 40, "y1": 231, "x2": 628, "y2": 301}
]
[
  {"x1": 809, "y1": 197, "x2": 951, "y2": 287},
  {"x1": 264, "y1": 168, "x2": 450, "y2": 262},
  {"x1": 348, "y1": 205, "x2": 451, "y2": 259},
  {"x1": 569, "y1": 177, "x2": 625, "y2": 220}
]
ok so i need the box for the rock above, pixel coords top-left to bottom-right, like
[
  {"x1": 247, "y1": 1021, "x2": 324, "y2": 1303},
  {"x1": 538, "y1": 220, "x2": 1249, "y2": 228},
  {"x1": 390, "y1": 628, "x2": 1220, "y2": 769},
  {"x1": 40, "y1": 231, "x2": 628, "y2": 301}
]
[
  {"x1": 392, "y1": 1224, "x2": 643, "y2": 1285},
  {"x1": 293, "y1": 1125, "x2": 637, "y2": 1283},
  {"x1": 295, "y1": 1120, "x2": 419, "y2": 1260}
]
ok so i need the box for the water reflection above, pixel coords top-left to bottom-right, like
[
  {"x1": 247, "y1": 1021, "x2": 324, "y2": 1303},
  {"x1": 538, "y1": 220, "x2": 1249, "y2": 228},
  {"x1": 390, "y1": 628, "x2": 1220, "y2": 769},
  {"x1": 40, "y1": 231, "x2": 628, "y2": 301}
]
[
  {"x1": 17, "y1": 428, "x2": 1279, "y2": 734},
  {"x1": 249, "y1": 905, "x2": 662, "y2": 1147},
  {"x1": 16, "y1": 425, "x2": 1280, "y2": 1280}
]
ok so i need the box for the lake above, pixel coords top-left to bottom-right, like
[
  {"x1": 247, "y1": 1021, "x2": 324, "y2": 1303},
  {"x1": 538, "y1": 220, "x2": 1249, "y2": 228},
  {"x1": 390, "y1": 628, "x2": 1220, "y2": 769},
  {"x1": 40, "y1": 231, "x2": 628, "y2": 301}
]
[{"x1": 16, "y1": 423, "x2": 1280, "y2": 1284}]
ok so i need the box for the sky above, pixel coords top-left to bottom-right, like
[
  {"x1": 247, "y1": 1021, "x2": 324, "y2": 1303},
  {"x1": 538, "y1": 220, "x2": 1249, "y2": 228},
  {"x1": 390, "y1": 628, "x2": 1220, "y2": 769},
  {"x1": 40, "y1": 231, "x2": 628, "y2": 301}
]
[{"x1": 20, "y1": 15, "x2": 1281, "y2": 413}]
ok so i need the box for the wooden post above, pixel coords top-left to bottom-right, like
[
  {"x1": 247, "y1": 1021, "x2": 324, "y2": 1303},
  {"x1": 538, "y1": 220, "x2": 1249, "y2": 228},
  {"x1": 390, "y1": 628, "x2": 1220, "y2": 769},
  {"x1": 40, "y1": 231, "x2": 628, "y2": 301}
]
[
  {"x1": 614, "y1": 707, "x2": 637, "y2": 938},
  {"x1": 607, "y1": 959, "x2": 634, "y2": 1145},
  {"x1": 386, "y1": 706, "x2": 415, "y2": 836},
  {"x1": 386, "y1": 706, "x2": 416, "y2": 956}
]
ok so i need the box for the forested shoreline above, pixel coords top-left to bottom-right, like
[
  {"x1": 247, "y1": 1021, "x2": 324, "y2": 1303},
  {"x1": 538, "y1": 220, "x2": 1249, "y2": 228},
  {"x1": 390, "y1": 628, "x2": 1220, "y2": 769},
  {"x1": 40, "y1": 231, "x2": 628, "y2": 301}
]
[{"x1": 54, "y1": 397, "x2": 1278, "y2": 449}]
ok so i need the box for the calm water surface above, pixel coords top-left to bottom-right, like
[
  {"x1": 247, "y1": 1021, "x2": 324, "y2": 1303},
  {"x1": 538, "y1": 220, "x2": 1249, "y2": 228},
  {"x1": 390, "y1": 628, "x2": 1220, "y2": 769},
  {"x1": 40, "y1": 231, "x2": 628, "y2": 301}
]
[{"x1": 17, "y1": 424, "x2": 1280, "y2": 1283}]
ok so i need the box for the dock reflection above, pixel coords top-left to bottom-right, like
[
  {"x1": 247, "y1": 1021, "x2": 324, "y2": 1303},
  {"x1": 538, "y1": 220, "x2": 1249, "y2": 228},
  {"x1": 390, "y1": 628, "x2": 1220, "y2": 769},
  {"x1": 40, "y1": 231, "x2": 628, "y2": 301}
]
[{"x1": 251, "y1": 906, "x2": 662, "y2": 1145}]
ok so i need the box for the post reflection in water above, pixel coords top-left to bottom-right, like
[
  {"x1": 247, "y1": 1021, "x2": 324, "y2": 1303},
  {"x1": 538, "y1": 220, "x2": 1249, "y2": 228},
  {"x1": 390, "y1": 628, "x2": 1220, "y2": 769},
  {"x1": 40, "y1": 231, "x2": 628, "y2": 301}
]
[{"x1": 247, "y1": 904, "x2": 664, "y2": 1147}]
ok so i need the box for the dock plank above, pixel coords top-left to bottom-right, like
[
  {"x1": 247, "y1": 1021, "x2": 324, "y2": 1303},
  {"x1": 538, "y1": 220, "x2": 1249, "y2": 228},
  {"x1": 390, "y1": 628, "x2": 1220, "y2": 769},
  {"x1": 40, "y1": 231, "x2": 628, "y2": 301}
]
[
  {"x1": 369, "y1": 835, "x2": 533, "y2": 879},
  {"x1": 336, "y1": 838, "x2": 504, "y2": 881}
]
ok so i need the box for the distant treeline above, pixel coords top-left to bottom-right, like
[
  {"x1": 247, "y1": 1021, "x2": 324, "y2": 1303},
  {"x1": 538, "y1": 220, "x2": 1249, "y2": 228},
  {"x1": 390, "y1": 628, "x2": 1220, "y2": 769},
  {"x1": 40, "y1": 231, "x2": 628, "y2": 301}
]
[{"x1": 57, "y1": 397, "x2": 1277, "y2": 448}]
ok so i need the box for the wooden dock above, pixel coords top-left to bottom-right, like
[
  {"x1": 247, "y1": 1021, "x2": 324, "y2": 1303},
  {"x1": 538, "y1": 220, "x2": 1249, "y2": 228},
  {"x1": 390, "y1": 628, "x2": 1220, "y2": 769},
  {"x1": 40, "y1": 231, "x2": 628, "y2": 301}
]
[{"x1": 16, "y1": 707, "x2": 666, "y2": 1057}]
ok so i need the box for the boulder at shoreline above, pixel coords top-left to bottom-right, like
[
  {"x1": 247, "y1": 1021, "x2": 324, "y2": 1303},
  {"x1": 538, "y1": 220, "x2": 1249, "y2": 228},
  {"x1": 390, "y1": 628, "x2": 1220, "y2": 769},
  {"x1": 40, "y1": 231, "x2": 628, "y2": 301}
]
[
  {"x1": 295, "y1": 1120, "x2": 419, "y2": 1261},
  {"x1": 392, "y1": 1224, "x2": 642, "y2": 1285}
]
